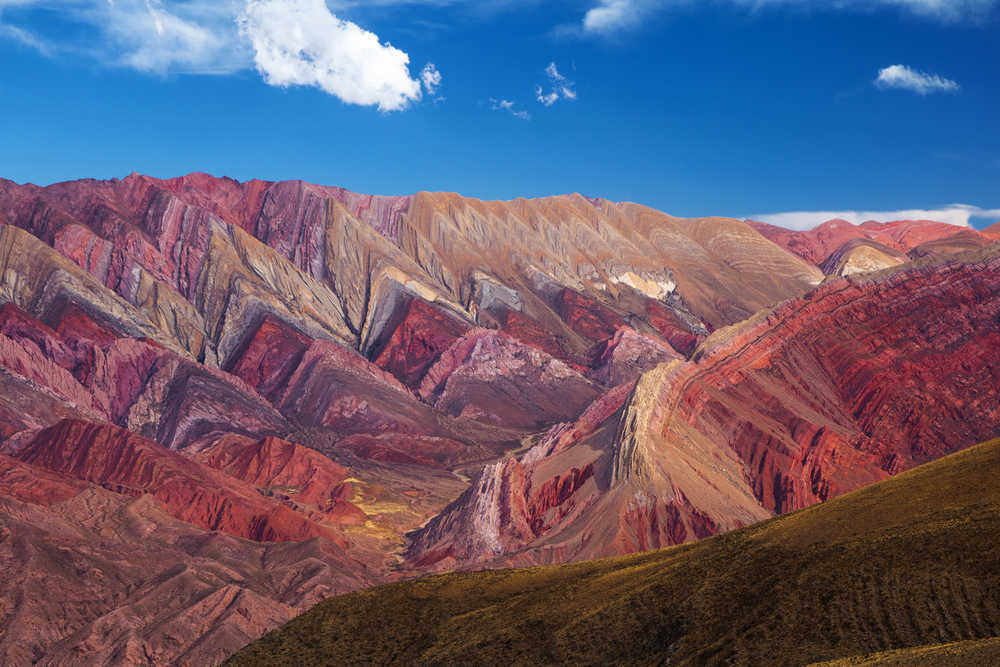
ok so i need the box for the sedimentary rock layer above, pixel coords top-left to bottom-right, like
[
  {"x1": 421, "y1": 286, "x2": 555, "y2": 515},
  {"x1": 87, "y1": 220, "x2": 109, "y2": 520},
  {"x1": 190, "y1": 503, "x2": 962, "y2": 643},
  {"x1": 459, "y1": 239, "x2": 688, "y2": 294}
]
[
  {"x1": 407, "y1": 244, "x2": 1000, "y2": 567},
  {"x1": 0, "y1": 172, "x2": 993, "y2": 663}
]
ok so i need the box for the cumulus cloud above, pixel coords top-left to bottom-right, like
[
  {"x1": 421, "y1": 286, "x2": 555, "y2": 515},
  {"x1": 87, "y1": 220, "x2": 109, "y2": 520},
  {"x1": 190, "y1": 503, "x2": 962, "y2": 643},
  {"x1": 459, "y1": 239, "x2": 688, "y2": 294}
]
[
  {"x1": 238, "y1": 0, "x2": 423, "y2": 112},
  {"x1": 750, "y1": 205, "x2": 1000, "y2": 230},
  {"x1": 875, "y1": 64, "x2": 959, "y2": 94},
  {"x1": 535, "y1": 61, "x2": 577, "y2": 106},
  {"x1": 490, "y1": 97, "x2": 530, "y2": 120}
]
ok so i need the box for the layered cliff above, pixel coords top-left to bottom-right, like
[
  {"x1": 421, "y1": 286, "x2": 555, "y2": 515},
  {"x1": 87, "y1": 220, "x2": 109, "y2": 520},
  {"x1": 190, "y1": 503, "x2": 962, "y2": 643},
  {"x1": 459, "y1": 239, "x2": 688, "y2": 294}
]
[
  {"x1": 750, "y1": 217, "x2": 991, "y2": 268},
  {"x1": 407, "y1": 244, "x2": 1000, "y2": 567},
  {"x1": 0, "y1": 172, "x2": 994, "y2": 663}
]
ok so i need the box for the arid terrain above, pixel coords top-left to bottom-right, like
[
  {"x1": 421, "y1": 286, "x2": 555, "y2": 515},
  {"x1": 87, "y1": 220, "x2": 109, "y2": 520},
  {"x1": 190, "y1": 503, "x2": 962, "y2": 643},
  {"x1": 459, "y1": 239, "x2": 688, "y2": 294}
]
[{"x1": 0, "y1": 173, "x2": 998, "y2": 664}]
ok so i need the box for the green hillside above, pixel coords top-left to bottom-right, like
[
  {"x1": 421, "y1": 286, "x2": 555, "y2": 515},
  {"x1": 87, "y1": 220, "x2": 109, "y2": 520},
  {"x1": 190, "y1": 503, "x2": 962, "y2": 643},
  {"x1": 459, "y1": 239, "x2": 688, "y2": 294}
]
[{"x1": 228, "y1": 439, "x2": 1000, "y2": 666}]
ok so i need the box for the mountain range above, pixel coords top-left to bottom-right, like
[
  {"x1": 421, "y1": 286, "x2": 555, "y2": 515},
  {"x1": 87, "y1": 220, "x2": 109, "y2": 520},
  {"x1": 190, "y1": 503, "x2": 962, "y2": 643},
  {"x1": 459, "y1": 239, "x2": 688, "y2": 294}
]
[
  {"x1": 0, "y1": 173, "x2": 998, "y2": 664},
  {"x1": 228, "y1": 437, "x2": 1000, "y2": 665}
]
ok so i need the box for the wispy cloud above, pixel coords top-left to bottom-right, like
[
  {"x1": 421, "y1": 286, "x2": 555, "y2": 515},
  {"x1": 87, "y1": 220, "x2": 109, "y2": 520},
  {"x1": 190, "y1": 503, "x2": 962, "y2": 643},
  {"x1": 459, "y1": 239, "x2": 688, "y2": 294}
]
[
  {"x1": 0, "y1": 0, "x2": 437, "y2": 112},
  {"x1": 0, "y1": 0, "x2": 250, "y2": 74},
  {"x1": 490, "y1": 97, "x2": 530, "y2": 120},
  {"x1": 875, "y1": 64, "x2": 959, "y2": 94},
  {"x1": 572, "y1": 0, "x2": 997, "y2": 36},
  {"x1": 750, "y1": 205, "x2": 1000, "y2": 231},
  {"x1": 535, "y1": 61, "x2": 577, "y2": 106},
  {"x1": 582, "y1": 0, "x2": 653, "y2": 34}
]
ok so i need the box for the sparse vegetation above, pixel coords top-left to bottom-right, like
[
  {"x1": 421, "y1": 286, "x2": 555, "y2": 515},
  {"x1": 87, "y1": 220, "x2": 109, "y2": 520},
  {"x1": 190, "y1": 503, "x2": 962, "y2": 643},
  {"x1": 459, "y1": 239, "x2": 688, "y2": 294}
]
[{"x1": 227, "y1": 439, "x2": 1000, "y2": 666}]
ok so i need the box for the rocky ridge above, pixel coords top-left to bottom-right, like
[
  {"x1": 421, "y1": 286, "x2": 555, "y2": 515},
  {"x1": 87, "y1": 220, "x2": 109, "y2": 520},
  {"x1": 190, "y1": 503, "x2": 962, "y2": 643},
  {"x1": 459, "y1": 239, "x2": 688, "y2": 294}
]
[
  {"x1": 0, "y1": 172, "x2": 994, "y2": 663},
  {"x1": 406, "y1": 243, "x2": 1000, "y2": 567}
]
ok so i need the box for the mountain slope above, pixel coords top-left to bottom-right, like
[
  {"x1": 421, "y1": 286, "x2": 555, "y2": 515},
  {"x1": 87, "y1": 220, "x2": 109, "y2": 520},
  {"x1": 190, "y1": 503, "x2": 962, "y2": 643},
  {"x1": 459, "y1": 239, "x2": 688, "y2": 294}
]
[
  {"x1": 0, "y1": 173, "x2": 994, "y2": 663},
  {"x1": 749, "y1": 217, "x2": 990, "y2": 267},
  {"x1": 406, "y1": 243, "x2": 1000, "y2": 567},
  {"x1": 228, "y1": 437, "x2": 1000, "y2": 666}
]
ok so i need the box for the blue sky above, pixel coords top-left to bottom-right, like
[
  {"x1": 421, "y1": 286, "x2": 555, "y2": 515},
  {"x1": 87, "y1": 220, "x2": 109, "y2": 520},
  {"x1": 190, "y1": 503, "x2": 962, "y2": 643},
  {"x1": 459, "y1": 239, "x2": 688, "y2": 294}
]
[{"x1": 0, "y1": 0, "x2": 998, "y2": 229}]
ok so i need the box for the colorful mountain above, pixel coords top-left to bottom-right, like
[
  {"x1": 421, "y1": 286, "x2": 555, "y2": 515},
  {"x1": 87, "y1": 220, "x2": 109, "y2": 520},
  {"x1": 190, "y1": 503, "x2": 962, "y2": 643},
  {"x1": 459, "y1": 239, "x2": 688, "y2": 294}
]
[{"x1": 0, "y1": 173, "x2": 995, "y2": 663}]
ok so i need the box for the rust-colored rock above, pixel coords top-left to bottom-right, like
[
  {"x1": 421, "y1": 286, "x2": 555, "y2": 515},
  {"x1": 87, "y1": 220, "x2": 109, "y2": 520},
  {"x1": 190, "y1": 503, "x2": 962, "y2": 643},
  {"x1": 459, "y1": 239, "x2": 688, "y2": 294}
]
[
  {"x1": 227, "y1": 315, "x2": 313, "y2": 400},
  {"x1": 15, "y1": 420, "x2": 347, "y2": 544},
  {"x1": 409, "y1": 246, "x2": 1000, "y2": 567},
  {"x1": 750, "y1": 217, "x2": 990, "y2": 266},
  {"x1": 0, "y1": 454, "x2": 87, "y2": 506},
  {"x1": 0, "y1": 486, "x2": 372, "y2": 666},
  {"x1": 197, "y1": 435, "x2": 364, "y2": 525},
  {"x1": 2, "y1": 172, "x2": 996, "y2": 663},
  {"x1": 371, "y1": 297, "x2": 471, "y2": 388}
]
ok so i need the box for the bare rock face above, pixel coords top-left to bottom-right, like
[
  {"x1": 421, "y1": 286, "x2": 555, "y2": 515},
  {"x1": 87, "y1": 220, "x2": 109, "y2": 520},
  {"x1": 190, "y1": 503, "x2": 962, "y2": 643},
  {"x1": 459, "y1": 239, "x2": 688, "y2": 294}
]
[
  {"x1": 819, "y1": 238, "x2": 907, "y2": 276},
  {"x1": 0, "y1": 482, "x2": 372, "y2": 666},
  {"x1": 588, "y1": 326, "x2": 681, "y2": 385},
  {"x1": 226, "y1": 315, "x2": 313, "y2": 400},
  {"x1": 750, "y1": 217, "x2": 991, "y2": 267},
  {"x1": 419, "y1": 329, "x2": 602, "y2": 429},
  {"x1": 1, "y1": 174, "x2": 828, "y2": 377},
  {"x1": 407, "y1": 246, "x2": 1000, "y2": 567},
  {"x1": 195, "y1": 435, "x2": 364, "y2": 526},
  {"x1": 15, "y1": 420, "x2": 348, "y2": 544},
  {"x1": 407, "y1": 381, "x2": 636, "y2": 568},
  {"x1": 0, "y1": 173, "x2": 993, "y2": 663},
  {"x1": 371, "y1": 296, "x2": 471, "y2": 388}
]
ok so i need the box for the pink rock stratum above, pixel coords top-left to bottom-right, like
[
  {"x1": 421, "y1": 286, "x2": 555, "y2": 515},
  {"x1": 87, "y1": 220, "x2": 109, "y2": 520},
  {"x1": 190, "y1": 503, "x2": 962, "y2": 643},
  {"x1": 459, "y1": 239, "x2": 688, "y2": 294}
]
[{"x1": 0, "y1": 173, "x2": 997, "y2": 663}]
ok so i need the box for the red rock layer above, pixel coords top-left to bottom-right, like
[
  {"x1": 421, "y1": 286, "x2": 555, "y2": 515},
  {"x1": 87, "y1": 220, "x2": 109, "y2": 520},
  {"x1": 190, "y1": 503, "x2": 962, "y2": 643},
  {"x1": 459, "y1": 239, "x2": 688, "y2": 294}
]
[
  {"x1": 197, "y1": 435, "x2": 364, "y2": 525},
  {"x1": 645, "y1": 299, "x2": 705, "y2": 356},
  {"x1": 15, "y1": 420, "x2": 347, "y2": 544},
  {"x1": 372, "y1": 297, "x2": 471, "y2": 388},
  {"x1": 749, "y1": 217, "x2": 989, "y2": 266},
  {"x1": 0, "y1": 486, "x2": 372, "y2": 666},
  {"x1": 226, "y1": 315, "x2": 312, "y2": 400},
  {"x1": 407, "y1": 381, "x2": 635, "y2": 567},
  {"x1": 497, "y1": 309, "x2": 574, "y2": 365},
  {"x1": 557, "y1": 289, "x2": 626, "y2": 343},
  {"x1": 0, "y1": 454, "x2": 87, "y2": 507},
  {"x1": 408, "y1": 247, "x2": 1000, "y2": 567}
]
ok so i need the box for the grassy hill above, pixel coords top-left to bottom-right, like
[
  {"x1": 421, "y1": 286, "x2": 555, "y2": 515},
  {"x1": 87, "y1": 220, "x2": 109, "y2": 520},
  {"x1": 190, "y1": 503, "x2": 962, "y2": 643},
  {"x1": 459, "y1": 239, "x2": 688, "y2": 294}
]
[{"x1": 227, "y1": 439, "x2": 1000, "y2": 666}]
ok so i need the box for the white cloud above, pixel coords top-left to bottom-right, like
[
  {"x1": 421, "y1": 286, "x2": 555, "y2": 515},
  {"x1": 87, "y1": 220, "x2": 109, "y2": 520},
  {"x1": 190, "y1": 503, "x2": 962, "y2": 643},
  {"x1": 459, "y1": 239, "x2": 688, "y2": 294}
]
[
  {"x1": 535, "y1": 86, "x2": 560, "y2": 106},
  {"x1": 574, "y1": 0, "x2": 997, "y2": 36},
  {"x1": 535, "y1": 60, "x2": 577, "y2": 106},
  {"x1": 875, "y1": 64, "x2": 959, "y2": 94},
  {"x1": 750, "y1": 205, "x2": 1000, "y2": 230},
  {"x1": 0, "y1": 0, "x2": 437, "y2": 112},
  {"x1": 0, "y1": 0, "x2": 247, "y2": 73},
  {"x1": 490, "y1": 97, "x2": 530, "y2": 120},
  {"x1": 109, "y1": 0, "x2": 248, "y2": 74},
  {"x1": 421, "y1": 62, "x2": 442, "y2": 95},
  {"x1": 238, "y1": 0, "x2": 423, "y2": 112},
  {"x1": 582, "y1": 0, "x2": 654, "y2": 34}
]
